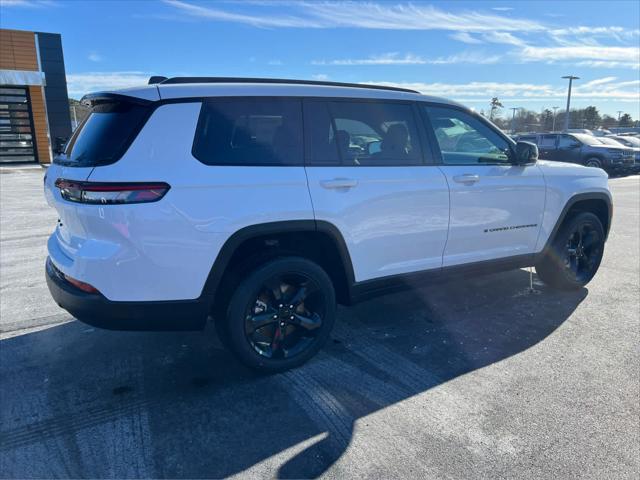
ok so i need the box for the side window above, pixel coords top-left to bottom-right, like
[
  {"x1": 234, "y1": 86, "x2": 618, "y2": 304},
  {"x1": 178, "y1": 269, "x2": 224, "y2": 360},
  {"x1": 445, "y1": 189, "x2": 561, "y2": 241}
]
[
  {"x1": 192, "y1": 98, "x2": 303, "y2": 166},
  {"x1": 305, "y1": 100, "x2": 423, "y2": 166},
  {"x1": 539, "y1": 134, "x2": 557, "y2": 148},
  {"x1": 558, "y1": 134, "x2": 579, "y2": 148},
  {"x1": 423, "y1": 106, "x2": 510, "y2": 165}
]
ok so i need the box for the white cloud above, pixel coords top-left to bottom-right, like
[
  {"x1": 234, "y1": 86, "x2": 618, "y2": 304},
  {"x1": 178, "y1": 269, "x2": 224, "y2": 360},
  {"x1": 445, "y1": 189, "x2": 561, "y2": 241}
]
[
  {"x1": 369, "y1": 79, "x2": 640, "y2": 102},
  {"x1": 449, "y1": 32, "x2": 483, "y2": 44},
  {"x1": 551, "y1": 26, "x2": 640, "y2": 40},
  {"x1": 575, "y1": 60, "x2": 640, "y2": 70},
  {"x1": 66, "y1": 72, "x2": 152, "y2": 97},
  {"x1": 160, "y1": 1, "x2": 639, "y2": 71},
  {"x1": 88, "y1": 52, "x2": 103, "y2": 62},
  {"x1": 521, "y1": 45, "x2": 640, "y2": 65},
  {"x1": 482, "y1": 31, "x2": 526, "y2": 46},
  {"x1": 163, "y1": 0, "x2": 544, "y2": 32},
  {"x1": 311, "y1": 74, "x2": 329, "y2": 80},
  {"x1": 268, "y1": 59, "x2": 283, "y2": 65},
  {"x1": 313, "y1": 51, "x2": 501, "y2": 66},
  {"x1": 0, "y1": 0, "x2": 57, "y2": 6},
  {"x1": 580, "y1": 77, "x2": 618, "y2": 88}
]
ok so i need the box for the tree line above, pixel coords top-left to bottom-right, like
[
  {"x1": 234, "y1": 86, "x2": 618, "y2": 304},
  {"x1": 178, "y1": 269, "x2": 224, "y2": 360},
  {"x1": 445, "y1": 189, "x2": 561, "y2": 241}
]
[{"x1": 482, "y1": 97, "x2": 637, "y2": 133}]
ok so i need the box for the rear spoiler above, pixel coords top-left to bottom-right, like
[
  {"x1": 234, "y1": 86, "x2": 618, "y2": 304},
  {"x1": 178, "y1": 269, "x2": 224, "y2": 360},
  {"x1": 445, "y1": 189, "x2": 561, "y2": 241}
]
[{"x1": 80, "y1": 92, "x2": 155, "y2": 107}]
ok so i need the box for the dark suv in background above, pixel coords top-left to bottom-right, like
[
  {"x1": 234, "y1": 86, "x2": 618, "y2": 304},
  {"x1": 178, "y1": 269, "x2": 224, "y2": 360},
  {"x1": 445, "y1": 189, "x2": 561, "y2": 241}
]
[{"x1": 517, "y1": 132, "x2": 635, "y2": 173}]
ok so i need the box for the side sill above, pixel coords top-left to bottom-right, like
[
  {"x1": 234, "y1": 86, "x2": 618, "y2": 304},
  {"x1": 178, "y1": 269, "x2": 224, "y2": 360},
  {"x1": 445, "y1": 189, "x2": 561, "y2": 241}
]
[{"x1": 349, "y1": 254, "x2": 534, "y2": 304}]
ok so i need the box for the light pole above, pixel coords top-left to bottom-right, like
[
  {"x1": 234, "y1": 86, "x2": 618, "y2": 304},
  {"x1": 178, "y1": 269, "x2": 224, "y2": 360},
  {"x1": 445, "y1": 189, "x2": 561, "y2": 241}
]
[
  {"x1": 510, "y1": 107, "x2": 519, "y2": 133},
  {"x1": 562, "y1": 75, "x2": 579, "y2": 132},
  {"x1": 552, "y1": 106, "x2": 559, "y2": 131}
]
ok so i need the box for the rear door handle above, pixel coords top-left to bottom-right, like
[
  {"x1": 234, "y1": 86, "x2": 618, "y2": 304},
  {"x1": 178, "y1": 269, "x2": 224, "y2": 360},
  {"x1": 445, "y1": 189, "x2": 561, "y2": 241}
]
[
  {"x1": 320, "y1": 178, "x2": 358, "y2": 189},
  {"x1": 453, "y1": 174, "x2": 480, "y2": 185}
]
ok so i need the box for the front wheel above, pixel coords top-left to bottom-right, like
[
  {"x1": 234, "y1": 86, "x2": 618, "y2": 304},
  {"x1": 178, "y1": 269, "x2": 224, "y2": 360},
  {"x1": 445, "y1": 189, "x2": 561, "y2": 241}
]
[
  {"x1": 535, "y1": 212, "x2": 605, "y2": 290},
  {"x1": 585, "y1": 157, "x2": 603, "y2": 168},
  {"x1": 224, "y1": 257, "x2": 336, "y2": 372}
]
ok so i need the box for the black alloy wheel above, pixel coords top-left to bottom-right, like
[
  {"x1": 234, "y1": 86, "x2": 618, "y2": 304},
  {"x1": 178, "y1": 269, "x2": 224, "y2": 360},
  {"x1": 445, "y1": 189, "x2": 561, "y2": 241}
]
[
  {"x1": 536, "y1": 212, "x2": 605, "y2": 290},
  {"x1": 244, "y1": 272, "x2": 325, "y2": 360},
  {"x1": 224, "y1": 257, "x2": 336, "y2": 372},
  {"x1": 562, "y1": 221, "x2": 602, "y2": 283}
]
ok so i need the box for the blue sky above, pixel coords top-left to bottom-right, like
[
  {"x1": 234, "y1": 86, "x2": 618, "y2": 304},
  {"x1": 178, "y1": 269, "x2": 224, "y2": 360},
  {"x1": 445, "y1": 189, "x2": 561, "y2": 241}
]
[{"x1": 2, "y1": 0, "x2": 639, "y2": 118}]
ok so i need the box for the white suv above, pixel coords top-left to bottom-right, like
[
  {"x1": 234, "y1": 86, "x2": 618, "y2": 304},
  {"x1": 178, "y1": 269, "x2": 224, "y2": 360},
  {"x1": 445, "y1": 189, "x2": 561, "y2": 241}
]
[{"x1": 44, "y1": 77, "x2": 612, "y2": 371}]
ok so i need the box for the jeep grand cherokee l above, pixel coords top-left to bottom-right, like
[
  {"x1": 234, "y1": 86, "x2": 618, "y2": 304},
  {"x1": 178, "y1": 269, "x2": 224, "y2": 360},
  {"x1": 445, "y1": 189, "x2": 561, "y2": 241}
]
[{"x1": 44, "y1": 77, "x2": 612, "y2": 372}]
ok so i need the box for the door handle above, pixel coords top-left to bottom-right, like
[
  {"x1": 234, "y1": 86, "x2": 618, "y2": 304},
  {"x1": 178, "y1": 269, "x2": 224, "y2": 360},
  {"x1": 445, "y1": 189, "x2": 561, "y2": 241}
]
[
  {"x1": 453, "y1": 174, "x2": 480, "y2": 185},
  {"x1": 320, "y1": 178, "x2": 358, "y2": 189}
]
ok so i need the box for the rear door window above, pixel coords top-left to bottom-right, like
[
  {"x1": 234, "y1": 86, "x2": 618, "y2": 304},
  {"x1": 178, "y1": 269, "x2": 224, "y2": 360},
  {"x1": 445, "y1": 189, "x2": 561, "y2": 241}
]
[
  {"x1": 192, "y1": 98, "x2": 303, "y2": 166},
  {"x1": 538, "y1": 134, "x2": 557, "y2": 149},
  {"x1": 305, "y1": 100, "x2": 423, "y2": 166},
  {"x1": 60, "y1": 101, "x2": 150, "y2": 167}
]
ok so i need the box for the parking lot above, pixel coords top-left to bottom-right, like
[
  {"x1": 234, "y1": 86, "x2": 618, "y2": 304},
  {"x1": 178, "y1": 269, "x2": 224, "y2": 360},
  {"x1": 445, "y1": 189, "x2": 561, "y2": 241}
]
[{"x1": 1, "y1": 167, "x2": 638, "y2": 479}]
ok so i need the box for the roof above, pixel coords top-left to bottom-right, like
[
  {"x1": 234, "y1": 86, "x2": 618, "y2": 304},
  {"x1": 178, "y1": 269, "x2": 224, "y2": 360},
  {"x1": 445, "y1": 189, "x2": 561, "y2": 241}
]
[{"x1": 83, "y1": 80, "x2": 464, "y2": 109}]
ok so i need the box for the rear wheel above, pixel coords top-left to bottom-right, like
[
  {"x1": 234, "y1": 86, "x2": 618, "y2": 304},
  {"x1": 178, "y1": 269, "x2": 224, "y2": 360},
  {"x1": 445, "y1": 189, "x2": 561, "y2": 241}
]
[
  {"x1": 535, "y1": 212, "x2": 605, "y2": 290},
  {"x1": 224, "y1": 257, "x2": 336, "y2": 372},
  {"x1": 585, "y1": 157, "x2": 603, "y2": 168}
]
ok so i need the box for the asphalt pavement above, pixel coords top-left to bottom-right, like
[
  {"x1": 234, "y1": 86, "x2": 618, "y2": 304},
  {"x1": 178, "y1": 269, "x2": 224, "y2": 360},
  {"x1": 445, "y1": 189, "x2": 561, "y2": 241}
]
[{"x1": 1, "y1": 167, "x2": 638, "y2": 479}]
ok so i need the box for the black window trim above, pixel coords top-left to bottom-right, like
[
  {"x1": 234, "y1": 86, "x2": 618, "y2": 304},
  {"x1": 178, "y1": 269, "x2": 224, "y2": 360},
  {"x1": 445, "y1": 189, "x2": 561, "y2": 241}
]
[
  {"x1": 418, "y1": 101, "x2": 518, "y2": 167},
  {"x1": 191, "y1": 95, "x2": 438, "y2": 168}
]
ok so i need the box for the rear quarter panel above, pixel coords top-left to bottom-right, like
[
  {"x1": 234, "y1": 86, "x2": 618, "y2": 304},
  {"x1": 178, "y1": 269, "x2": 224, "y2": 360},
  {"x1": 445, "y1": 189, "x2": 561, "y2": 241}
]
[{"x1": 74, "y1": 102, "x2": 314, "y2": 301}]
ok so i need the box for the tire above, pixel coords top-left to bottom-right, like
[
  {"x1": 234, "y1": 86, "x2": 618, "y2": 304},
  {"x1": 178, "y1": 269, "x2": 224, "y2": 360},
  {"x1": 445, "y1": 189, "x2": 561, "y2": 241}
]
[
  {"x1": 535, "y1": 212, "x2": 605, "y2": 290},
  {"x1": 224, "y1": 256, "x2": 336, "y2": 372},
  {"x1": 585, "y1": 157, "x2": 603, "y2": 168}
]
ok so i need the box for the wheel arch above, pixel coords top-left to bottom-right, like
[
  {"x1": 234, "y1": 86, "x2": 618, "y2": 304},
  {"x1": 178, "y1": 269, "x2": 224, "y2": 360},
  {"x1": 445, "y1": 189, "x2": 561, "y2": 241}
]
[
  {"x1": 201, "y1": 220, "x2": 356, "y2": 312},
  {"x1": 540, "y1": 192, "x2": 612, "y2": 258}
]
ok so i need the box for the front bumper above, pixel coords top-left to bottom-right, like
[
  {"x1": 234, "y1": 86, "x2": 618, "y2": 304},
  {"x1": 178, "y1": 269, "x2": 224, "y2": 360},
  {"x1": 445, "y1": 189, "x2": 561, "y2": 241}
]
[{"x1": 46, "y1": 257, "x2": 210, "y2": 331}]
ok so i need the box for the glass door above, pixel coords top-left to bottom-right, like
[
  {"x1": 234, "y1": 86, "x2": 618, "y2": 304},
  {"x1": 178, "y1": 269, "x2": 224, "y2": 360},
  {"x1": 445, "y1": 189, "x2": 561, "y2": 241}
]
[{"x1": 0, "y1": 87, "x2": 37, "y2": 163}]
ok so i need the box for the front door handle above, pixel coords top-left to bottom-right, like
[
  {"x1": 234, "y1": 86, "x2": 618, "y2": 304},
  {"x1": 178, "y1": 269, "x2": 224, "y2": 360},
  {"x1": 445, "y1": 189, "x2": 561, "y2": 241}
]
[
  {"x1": 453, "y1": 174, "x2": 480, "y2": 185},
  {"x1": 320, "y1": 178, "x2": 358, "y2": 189}
]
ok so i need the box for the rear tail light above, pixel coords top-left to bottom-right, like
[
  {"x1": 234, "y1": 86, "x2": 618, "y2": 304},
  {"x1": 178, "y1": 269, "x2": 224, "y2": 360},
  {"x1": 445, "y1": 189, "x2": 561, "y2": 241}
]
[
  {"x1": 55, "y1": 179, "x2": 170, "y2": 204},
  {"x1": 64, "y1": 274, "x2": 99, "y2": 294}
]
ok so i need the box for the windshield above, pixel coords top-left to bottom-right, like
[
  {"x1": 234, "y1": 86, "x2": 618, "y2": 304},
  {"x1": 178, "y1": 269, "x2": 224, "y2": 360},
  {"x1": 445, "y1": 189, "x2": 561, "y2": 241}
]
[
  {"x1": 571, "y1": 133, "x2": 602, "y2": 145},
  {"x1": 612, "y1": 136, "x2": 640, "y2": 147},
  {"x1": 57, "y1": 101, "x2": 150, "y2": 167},
  {"x1": 597, "y1": 137, "x2": 625, "y2": 147}
]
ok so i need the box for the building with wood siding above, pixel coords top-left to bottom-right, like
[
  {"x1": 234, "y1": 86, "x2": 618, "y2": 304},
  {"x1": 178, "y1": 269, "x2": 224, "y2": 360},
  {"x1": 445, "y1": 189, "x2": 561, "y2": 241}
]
[{"x1": 0, "y1": 28, "x2": 72, "y2": 164}]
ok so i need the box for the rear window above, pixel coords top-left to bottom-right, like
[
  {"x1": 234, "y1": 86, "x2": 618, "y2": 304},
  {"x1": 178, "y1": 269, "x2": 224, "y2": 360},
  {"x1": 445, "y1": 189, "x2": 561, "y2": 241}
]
[
  {"x1": 59, "y1": 101, "x2": 150, "y2": 167},
  {"x1": 192, "y1": 98, "x2": 303, "y2": 166}
]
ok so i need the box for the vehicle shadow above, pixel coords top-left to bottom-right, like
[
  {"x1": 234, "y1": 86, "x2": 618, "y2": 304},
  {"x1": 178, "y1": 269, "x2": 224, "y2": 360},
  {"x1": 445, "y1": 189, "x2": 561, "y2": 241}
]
[{"x1": 0, "y1": 270, "x2": 587, "y2": 478}]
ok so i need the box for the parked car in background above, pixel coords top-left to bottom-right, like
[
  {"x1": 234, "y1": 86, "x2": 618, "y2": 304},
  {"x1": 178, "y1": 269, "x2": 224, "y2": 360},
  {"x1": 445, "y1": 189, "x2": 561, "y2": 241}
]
[
  {"x1": 567, "y1": 129, "x2": 612, "y2": 137},
  {"x1": 606, "y1": 135, "x2": 640, "y2": 172},
  {"x1": 517, "y1": 132, "x2": 635, "y2": 173}
]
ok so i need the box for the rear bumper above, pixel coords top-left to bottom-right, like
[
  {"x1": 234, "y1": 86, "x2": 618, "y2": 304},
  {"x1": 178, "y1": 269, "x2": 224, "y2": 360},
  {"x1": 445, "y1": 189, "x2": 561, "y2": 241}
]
[{"x1": 46, "y1": 257, "x2": 209, "y2": 331}]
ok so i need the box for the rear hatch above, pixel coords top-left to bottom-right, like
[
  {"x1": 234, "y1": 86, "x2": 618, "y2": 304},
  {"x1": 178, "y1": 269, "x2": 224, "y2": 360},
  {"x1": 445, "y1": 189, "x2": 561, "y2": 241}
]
[{"x1": 44, "y1": 92, "x2": 155, "y2": 259}]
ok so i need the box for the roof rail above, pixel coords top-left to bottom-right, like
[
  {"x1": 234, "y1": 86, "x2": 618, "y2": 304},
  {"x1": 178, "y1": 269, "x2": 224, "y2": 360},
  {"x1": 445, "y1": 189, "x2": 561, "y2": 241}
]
[{"x1": 157, "y1": 76, "x2": 420, "y2": 94}]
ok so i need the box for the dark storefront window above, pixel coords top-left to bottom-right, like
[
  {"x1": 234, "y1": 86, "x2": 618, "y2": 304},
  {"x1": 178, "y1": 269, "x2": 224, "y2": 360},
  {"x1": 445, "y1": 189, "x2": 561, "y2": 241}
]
[{"x1": 0, "y1": 87, "x2": 37, "y2": 163}]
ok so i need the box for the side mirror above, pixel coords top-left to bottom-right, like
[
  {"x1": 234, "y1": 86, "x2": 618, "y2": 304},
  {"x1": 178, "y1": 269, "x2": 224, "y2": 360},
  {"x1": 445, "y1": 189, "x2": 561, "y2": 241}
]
[
  {"x1": 513, "y1": 141, "x2": 538, "y2": 165},
  {"x1": 367, "y1": 140, "x2": 382, "y2": 155}
]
